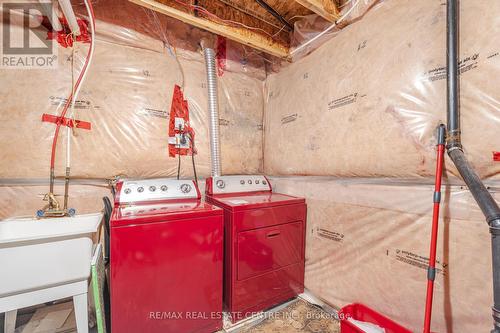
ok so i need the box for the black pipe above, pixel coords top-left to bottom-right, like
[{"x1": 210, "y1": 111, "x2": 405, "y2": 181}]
[
  {"x1": 254, "y1": 0, "x2": 293, "y2": 31},
  {"x1": 446, "y1": 1, "x2": 500, "y2": 332}
]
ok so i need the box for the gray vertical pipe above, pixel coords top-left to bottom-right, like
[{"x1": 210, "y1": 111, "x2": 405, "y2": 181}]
[
  {"x1": 446, "y1": 0, "x2": 461, "y2": 149},
  {"x1": 446, "y1": 1, "x2": 500, "y2": 332},
  {"x1": 203, "y1": 47, "x2": 221, "y2": 177},
  {"x1": 492, "y1": 226, "x2": 500, "y2": 333}
]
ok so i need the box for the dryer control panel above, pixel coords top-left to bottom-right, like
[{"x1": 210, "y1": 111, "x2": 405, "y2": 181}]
[
  {"x1": 116, "y1": 178, "x2": 200, "y2": 204},
  {"x1": 206, "y1": 175, "x2": 272, "y2": 195}
]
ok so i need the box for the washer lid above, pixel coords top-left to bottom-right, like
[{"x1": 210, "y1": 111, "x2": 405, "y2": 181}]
[
  {"x1": 111, "y1": 200, "x2": 222, "y2": 227},
  {"x1": 208, "y1": 192, "x2": 305, "y2": 211}
]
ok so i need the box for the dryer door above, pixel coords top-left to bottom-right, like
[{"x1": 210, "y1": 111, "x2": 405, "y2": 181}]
[{"x1": 237, "y1": 221, "x2": 303, "y2": 280}]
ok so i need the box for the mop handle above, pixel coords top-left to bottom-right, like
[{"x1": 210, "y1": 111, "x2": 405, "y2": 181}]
[{"x1": 423, "y1": 124, "x2": 446, "y2": 333}]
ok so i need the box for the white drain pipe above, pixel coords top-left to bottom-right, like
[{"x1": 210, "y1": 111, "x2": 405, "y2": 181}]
[
  {"x1": 38, "y1": 1, "x2": 63, "y2": 31},
  {"x1": 203, "y1": 47, "x2": 221, "y2": 177},
  {"x1": 58, "y1": 0, "x2": 80, "y2": 36},
  {"x1": 63, "y1": 0, "x2": 95, "y2": 210}
]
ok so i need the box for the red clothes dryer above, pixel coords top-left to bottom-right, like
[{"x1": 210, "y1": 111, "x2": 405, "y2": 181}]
[
  {"x1": 205, "y1": 175, "x2": 306, "y2": 322},
  {"x1": 110, "y1": 178, "x2": 223, "y2": 333}
]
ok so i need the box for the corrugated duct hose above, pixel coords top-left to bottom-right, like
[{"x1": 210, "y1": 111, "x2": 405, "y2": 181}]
[
  {"x1": 446, "y1": 1, "x2": 500, "y2": 332},
  {"x1": 203, "y1": 47, "x2": 222, "y2": 177}
]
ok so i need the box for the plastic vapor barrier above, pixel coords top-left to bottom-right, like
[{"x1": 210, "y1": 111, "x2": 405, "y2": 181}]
[
  {"x1": 0, "y1": 0, "x2": 266, "y2": 219},
  {"x1": 290, "y1": 0, "x2": 380, "y2": 57},
  {"x1": 271, "y1": 176, "x2": 499, "y2": 333},
  {"x1": 265, "y1": 0, "x2": 500, "y2": 179},
  {"x1": 0, "y1": 0, "x2": 268, "y2": 220},
  {"x1": 0, "y1": 184, "x2": 110, "y2": 220},
  {"x1": 0, "y1": 0, "x2": 264, "y2": 181}
]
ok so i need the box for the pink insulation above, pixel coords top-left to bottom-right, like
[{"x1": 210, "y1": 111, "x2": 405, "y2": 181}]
[
  {"x1": 0, "y1": 0, "x2": 265, "y2": 218},
  {"x1": 265, "y1": 0, "x2": 500, "y2": 179},
  {"x1": 0, "y1": 0, "x2": 265, "y2": 181},
  {"x1": 272, "y1": 177, "x2": 499, "y2": 333}
]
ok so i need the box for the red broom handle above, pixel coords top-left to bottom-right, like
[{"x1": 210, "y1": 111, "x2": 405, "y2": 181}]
[{"x1": 423, "y1": 124, "x2": 446, "y2": 333}]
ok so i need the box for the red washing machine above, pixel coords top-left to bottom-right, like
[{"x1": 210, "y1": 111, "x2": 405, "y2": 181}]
[
  {"x1": 110, "y1": 178, "x2": 223, "y2": 333},
  {"x1": 205, "y1": 175, "x2": 306, "y2": 322}
]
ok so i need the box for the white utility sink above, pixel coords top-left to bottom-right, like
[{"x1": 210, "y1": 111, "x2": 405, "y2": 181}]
[{"x1": 0, "y1": 212, "x2": 103, "y2": 333}]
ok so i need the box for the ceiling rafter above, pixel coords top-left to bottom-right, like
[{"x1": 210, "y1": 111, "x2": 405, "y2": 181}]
[
  {"x1": 129, "y1": 0, "x2": 290, "y2": 58},
  {"x1": 216, "y1": 0, "x2": 282, "y2": 30},
  {"x1": 294, "y1": 0, "x2": 340, "y2": 22},
  {"x1": 254, "y1": 0, "x2": 293, "y2": 31}
]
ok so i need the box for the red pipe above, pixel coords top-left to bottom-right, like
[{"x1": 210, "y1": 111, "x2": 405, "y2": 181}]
[
  {"x1": 49, "y1": 0, "x2": 95, "y2": 193},
  {"x1": 423, "y1": 124, "x2": 446, "y2": 333}
]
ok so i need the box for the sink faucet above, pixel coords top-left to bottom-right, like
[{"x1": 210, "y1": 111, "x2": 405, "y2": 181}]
[
  {"x1": 38, "y1": 192, "x2": 66, "y2": 218},
  {"x1": 44, "y1": 192, "x2": 61, "y2": 210}
]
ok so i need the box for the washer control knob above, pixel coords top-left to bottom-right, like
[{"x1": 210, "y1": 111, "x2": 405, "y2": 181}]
[
  {"x1": 181, "y1": 184, "x2": 192, "y2": 193},
  {"x1": 149, "y1": 186, "x2": 156, "y2": 192},
  {"x1": 262, "y1": 180, "x2": 267, "y2": 185},
  {"x1": 124, "y1": 188, "x2": 131, "y2": 194},
  {"x1": 137, "y1": 187, "x2": 144, "y2": 193},
  {"x1": 161, "y1": 185, "x2": 168, "y2": 192},
  {"x1": 216, "y1": 180, "x2": 225, "y2": 189},
  {"x1": 255, "y1": 180, "x2": 260, "y2": 184},
  {"x1": 248, "y1": 180, "x2": 253, "y2": 184},
  {"x1": 240, "y1": 180, "x2": 245, "y2": 185}
]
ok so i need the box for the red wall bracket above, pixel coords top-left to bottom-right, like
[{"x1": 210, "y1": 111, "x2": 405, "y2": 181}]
[
  {"x1": 45, "y1": 17, "x2": 91, "y2": 48},
  {"x1": 216, "y1": 36, "x2": 226, "y2": 77},
  {"x1": 168, "y1": 85, "x2": 196, "y2": 157},
  {"x1": 42, "y1": 113, "x2": 91, "y2": 130}
]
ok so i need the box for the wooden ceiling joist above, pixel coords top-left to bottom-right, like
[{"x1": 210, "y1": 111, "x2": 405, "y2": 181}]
[
  {"x1": 129, "y1": 0, "x2": 289, "y2": 58},
  {"x1": 294, "y1": 0, "x2": 340, "y2": 22}
]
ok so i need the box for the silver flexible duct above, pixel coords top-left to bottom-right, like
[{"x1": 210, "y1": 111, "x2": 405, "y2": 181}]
[{"x1": 203, "y1": 47, "x2": 221, "y2": 177}]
